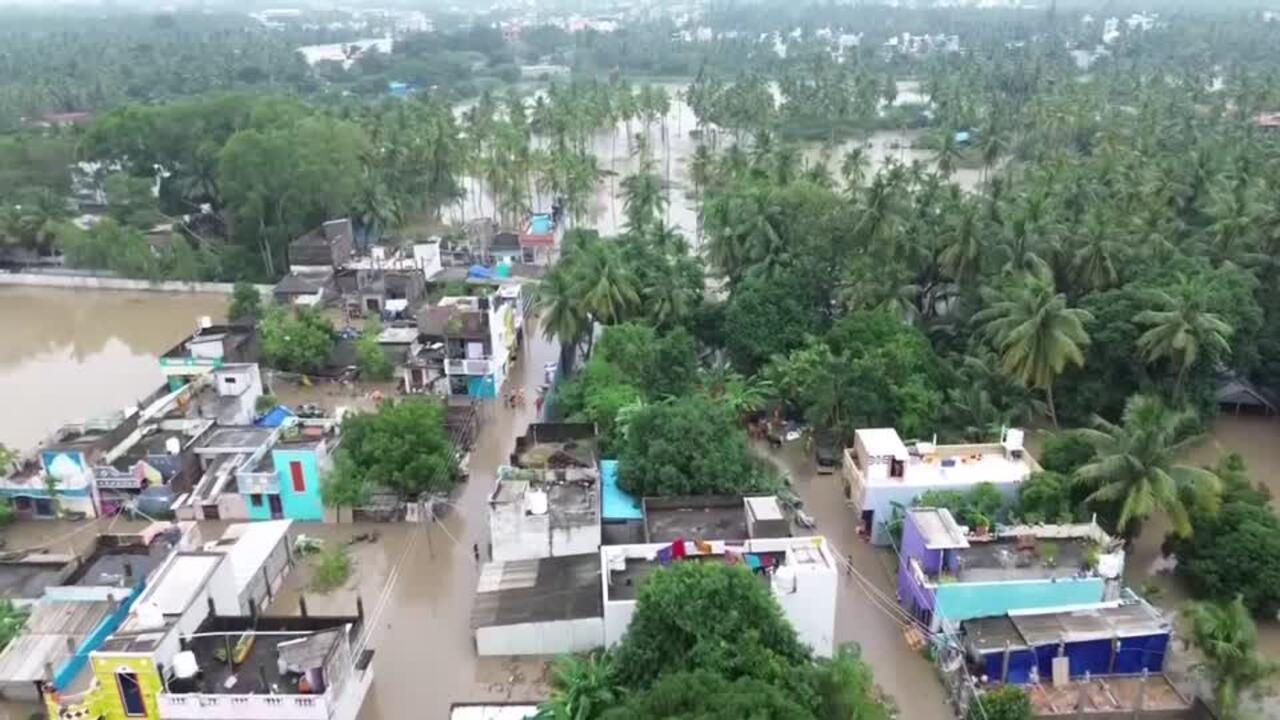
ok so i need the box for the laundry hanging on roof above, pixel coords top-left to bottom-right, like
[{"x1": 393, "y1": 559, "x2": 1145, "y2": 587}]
[
  {"x1": 745, "y1": 554, "x2": 763, "y2": 571},
  {"x1": 695, "y1": 539, "x2": 714, "y2": 555},
  {"x1": 671, "y1": 537, "x2": 687, "y2": 559},
  {"x1": 656, "y1": 546, "x2": 673, "y2": 565}
]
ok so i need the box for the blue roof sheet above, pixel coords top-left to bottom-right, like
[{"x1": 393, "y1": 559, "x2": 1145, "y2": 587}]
[
  {"x1": 601, "y1": 459, "x2": 642, "y2": 521},
  {"x1": 255, "y1": 405, "x2": 296, "y2": 428}
]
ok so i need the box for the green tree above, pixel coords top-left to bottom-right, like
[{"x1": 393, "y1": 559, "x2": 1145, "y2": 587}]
[
  {"x1": 1175, "y1": 502, "x2": 1280, "y2": 617},
  {"x1": 538, "y1": 653, "x2": 619, "y2": 720},
  {"x1": 967, "y1": 685, "x2": 1033, "y2": 720},
  {"x1": 336, "y1": 400, "x2": 457, "y2": 500},
  {"x1": 227, "y1": 281, "x2": 262, "y2": 323},
  {"x1": 0, "y1": 601, "x2": 28, "y2": 653},
  {"x1": 723, "y1": 272, "x2": 821, "y2": 373},
  {"x1": 611, "y1": 561, "x2": 810, "y2": 691},
  {"x1": 355, "y1": 319, "x2": 394, "y2": 381},
  {"x1": 259, "y1": 306, "x2": 334, "y2": 374},
  {"x1": 1135, "y1": 280, "x2": 1234, "y2": 400},
  {"x1": 974, "y1": 269, "x2": 1091, "y2": 427},
  {"x1": 1181, "y1": 597, "x2": 1279, "y2": 720},
  {"x1": 1073, "y1": 395, "x2": 1220, "y2": 538},
  {"x1": 602, "y1": 671, "x2": 815, "y2": 720},
  {"x1": 616, "y1": 396, "x2": 770, "y2": 497}
]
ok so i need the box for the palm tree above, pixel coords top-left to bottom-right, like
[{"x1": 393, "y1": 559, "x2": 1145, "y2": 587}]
[
  {"x1": 938, "y1": 202, "x2": 984, "y2": 288},
  {"x1": 1069, "y1": 208, "x2": 1121, "y2": 292},
  {"x1": 1182, "y1": 596, "x2": 1279, "y2": 720},
  {"x1": 933, "y1": 130, "x2": 962, "y2": 179},
  {"x1": 973, "y1": 269, "x2": 1091, "y2": 427},
  {"x1": 620, "y1": 161, "x2": 665, "y2": 235},
  {"x1": 840, "y1": 146, "x2": 869, "y2": 193},
  {"x1": 537, "y1": 268, "x2": 589, "y2": 375},
  {"x1": 536, "y1": 653, "x2": 618, "y2": 720},
  {"x1": 1073, "y1": 394, "x2": 1221, "y2": 537},
  {"x1": 580, "y1": 244, "x2": 639, "y2": 326},
  {"x1": 643, "y1": 260, "x2": 696, "y2": 328},
  {"x1": 1135, "y1": 279, "x2": 1233, "y2": 400},
  {"x1": 689, "y1": 143, "x2": 715, "y2": 244},
  {"x1": 700, "y1": 366, "x2": 770, "y2": 422}
]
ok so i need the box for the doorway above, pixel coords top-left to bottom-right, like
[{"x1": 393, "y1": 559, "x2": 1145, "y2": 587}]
[{"x1": 268, "y1": 495, "x2": 284, "y2": 520}]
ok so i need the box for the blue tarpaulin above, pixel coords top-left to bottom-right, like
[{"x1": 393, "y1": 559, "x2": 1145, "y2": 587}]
[
  {"x1": 256, "y1": 405, "x2": 297, "y2": 428},
  {"x1": 601, "y1": 459, "x2": 642, "y2": 521},
  {"x1": 468, "y1": 264, "x2": 494, "y2": 279}
]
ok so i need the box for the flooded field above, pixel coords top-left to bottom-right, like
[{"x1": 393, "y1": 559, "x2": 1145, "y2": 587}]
[
  {"x1": 0, "y1": 287, "x2": 225, "y2": 450},
  {"x1": 446, "y1": 81, "x2": 977, "y2": 248}
]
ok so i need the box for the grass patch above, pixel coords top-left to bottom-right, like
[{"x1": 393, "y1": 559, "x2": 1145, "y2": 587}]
[{"x1": 309, "y1": 544, "x2": 354, "y2": 594}]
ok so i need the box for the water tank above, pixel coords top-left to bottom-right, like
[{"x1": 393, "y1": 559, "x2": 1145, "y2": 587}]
[
  {"x1": 172, "y1": 650, "x2": 199, "y2": 680},
  {"x1": 165, "y1": 437, "x2": 181, "y2": 455},
  {"x1": 134, "y1": 601, "x2": 165, "y2": 629},
  {"x1": 525, "y1": 489, "x2": 549, "y2": 515},
  {"x1": 199, "y1": 316, "x2": 213, "y2": 329}
]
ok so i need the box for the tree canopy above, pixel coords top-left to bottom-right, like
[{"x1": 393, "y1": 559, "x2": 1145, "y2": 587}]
[{"x1": 334, "y1": 399, "x2": 457, "y2": 500}]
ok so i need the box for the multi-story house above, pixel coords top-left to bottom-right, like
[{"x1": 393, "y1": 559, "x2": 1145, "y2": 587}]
[
  {"x1": 843, "y1": 427, "x2": 1039, "y2": 545},
  {"x1": 416, "y1": 285, "x2": 525, "y2": 400}
]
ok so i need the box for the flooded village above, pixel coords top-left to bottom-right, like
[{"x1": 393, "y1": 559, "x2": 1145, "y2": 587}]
[
  {"x1": 2, "y1": 35, "x2": 1280, "y2": 720},
  {"x1": 1, "y1": 213, "x2": 1278, "y2": 720}
]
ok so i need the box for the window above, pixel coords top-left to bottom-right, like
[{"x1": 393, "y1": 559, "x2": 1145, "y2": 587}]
[
  {"x1": 223, "y1": 376, "x2": 238, "y2": 385},
  {"x1": 250, "y1": 494, "x2": 263, "y2": 508},
  {"x1": 117, "y1": 669, "x2": 146, "y2": 716},
  {"x1": 290, "y1": 461, "x2": 306, "y2": 493}
]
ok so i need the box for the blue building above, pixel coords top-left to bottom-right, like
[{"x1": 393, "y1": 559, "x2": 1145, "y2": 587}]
[
  {"x1": 241, "y1": 430, "x2": 332, "y2": 522},
  {"x1": 961, "y1": 597, "x2": 1171, "y2": 684},
  {"x1": 898, "y1": 508, "x2": 1126, "y2": 632}
]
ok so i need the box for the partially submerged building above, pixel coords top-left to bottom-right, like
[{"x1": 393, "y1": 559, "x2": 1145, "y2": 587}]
[
  {"x1": 416, "y1": 285, "x2": 526, "y2": 400},
  {"x1": 42, "y1": 523, "x2": 361, "y2": 720},
  {"x1": 897, "y1": 507, "x2": 1125, "y2": 633},
  {"x1": 844, "y1": 427, "x2": 1039, "y2": 544}
]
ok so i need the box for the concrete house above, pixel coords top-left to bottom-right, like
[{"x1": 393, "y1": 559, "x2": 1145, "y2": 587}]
[
  {"x1": 417, "y1": 286, "x2": 524, "y2": 400},
  {"x1": 897, "y1": 507, "x2": 1126, "y2": 633},
  {"x1": 844, "y1": 427, "x2": 1039, "y2": 545}
]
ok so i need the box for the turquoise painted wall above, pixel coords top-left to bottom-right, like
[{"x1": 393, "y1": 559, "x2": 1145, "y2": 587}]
[
  {"x1": 245, "y1": 492, "x2": 274, "y2": 521},
  {"x1": 935, "y1": 577, "x2": 1105, "y2": 624},
  {"x1": 273, "y1": 448, "x2": 325, "y2": 521}
]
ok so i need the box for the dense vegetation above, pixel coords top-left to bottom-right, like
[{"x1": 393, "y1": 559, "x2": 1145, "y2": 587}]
[{"x1": 537, "y1": 561, "x2": 891, "y2": 720}]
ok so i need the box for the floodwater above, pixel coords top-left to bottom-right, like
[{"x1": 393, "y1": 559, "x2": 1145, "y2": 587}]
[
  {"x1": 1126, "y1": 414, "x2": 1280, "y2": 661},
  {"x1": 446, "y1": 81, "x2": 979, "y2": 249},
  {"x1": 0, "y1": 287, "x2": 225, "y2": 450}
]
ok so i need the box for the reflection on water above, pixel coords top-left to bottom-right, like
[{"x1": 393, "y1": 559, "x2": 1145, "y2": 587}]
[
  {"x1": 446, "y1": 81, "x2": 974, "y2": 249},
  {"x1": 0, "y1": 287, "x2": 225, "y2": 449}
]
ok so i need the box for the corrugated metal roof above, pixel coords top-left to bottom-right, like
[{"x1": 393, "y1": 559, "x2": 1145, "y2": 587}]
[{"x1": 0, "y1": 600, "x2": 113, "y2": 683}]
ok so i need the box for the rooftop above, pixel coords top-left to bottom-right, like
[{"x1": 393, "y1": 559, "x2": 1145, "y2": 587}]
[
  {"x1": 604, "y1": 537, "x2": 832, "y2": 601},
  {"x1": 106, "y1": 553, "x2": 226, "y2": 651},
  {"x1": 511, "y1": 423, "x2": 597, "y2": 469},
  {"x1": 1026, "y1": 675, "x2": 1198, "y2": 717},
  {"x1": 909, "y1": 508, "x2": 970, "y2": 550},
  {"x1": 196, "y1": 427, "x2": 275, "y2": 454},
  {"x1": 949, "y1": 535, "x2": 1095, "y2": 582},
  {"x1": 183, "y1": 624, "x2": 349, "y2": 695},
  {"x1": 853, "y1": 428, "x2": 1038, "y2": 488},
  {"x1": 0, "y1": 556, "x2": 75, "y2": 600},
  {"x1": 470, "y1": 554, "x2": 601, "y2": 628},
  {"x1": 205, "y1": 521, "x2": 293, "y2": 597},
  {"x1": 600, "y1": 459, "x2": 641, "y2": 522},
  {"x1": 64, "y1": 539, "x2": 171, "y2": 588},
  {"x1": 493, "y1": 467, "x2": 598, "y2": 532},
  {"x1": 0, "y1": 600, "x2": 114, "y2": 684}
]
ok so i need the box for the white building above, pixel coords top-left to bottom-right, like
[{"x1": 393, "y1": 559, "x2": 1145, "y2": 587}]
[
  {"x1": 471, "y1": 554, "x2": 603, "y2": 656},
  {"x1": 844, "y1": 427, "x2": 1039, "y2": 545},
  {"x1": 488, "y1": 466, "x2": 600, "y2": 562},
  {"x1": 203, "y1": 520, "x2": 295, "y2": 614},
  {"x1": 601, "y1": 536, "x2": 839, "y2": 657},
  {"x1": 297, "y1": 37, "x2": 393, "y2": 69}
]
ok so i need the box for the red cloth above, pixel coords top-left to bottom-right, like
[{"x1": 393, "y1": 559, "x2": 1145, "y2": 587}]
[{"x1": 671, "y1": 537, "x2": 687, "y2": 559}]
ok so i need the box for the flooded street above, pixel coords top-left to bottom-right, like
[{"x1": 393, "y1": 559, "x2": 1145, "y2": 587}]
[{"x1": 0, "y1": 287, "x2": 225, "y2": 449}]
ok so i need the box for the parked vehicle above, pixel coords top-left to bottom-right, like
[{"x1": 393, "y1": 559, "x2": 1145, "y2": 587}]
[{"x1": 814, "y1": 428, "x2": 839, "y2": 475}]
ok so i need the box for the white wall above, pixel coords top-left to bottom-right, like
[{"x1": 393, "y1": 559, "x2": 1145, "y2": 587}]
[
  {"x1": 603, "y1": 599, "x2": 636, "y2": 649},
  {"x1": 549, "y1": 522, "x2": 600, "y2": 558},
  {"x1": 489, "y1": 501, "x2": 550, "y2": 562},
  {"x1": 158, "y1": 690, "x2": 332, "y2": 719},
  {"x1": 475, "y1": 618, "x2": 603, "y2": 656},
  {"x1": 218, "y1": 493, "x2": 250, "y2": 521}
]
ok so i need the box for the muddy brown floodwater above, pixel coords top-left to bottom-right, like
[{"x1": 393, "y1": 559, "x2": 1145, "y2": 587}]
[{"x1": 0, "y1": 287, "x2": 225, "y2": 450}]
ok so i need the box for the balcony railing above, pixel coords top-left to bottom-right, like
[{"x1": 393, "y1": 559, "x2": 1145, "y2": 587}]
[{"x1": 157, "y1": 691, "x2": 332, "y2": 720}]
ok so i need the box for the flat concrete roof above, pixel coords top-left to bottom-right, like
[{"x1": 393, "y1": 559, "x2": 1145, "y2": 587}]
[
  {"x1": 0, "y1": 600, "x2": 114, "y2": 683},
  {"x1": 209, "y1": 521, "x2": 292, "y2": 596},
  {"x1": 909, "y1": 508, "x2": 970, "y2": 550},
  {"x1": 856, "y1": 428, "x2": 910, "y2": 459},
  {"x1": 955, "y1": 537, "x2": 1093, "y2": 582},
  {"x1": 0, "y1": 557, "x2": 74, "y2": 600},
  {"x1": 643, "y1": 496, "x2": 749, "y2": 543},
  {"x1": 470, "y1": 555, "x2": 601, "y2": 628},
  {"x1": 195, "y1": 426, "x2": 274, "y2": 453}
]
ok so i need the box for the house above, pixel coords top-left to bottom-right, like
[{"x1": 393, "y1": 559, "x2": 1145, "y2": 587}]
[
  {"x1": 201, "y1": 520, "x2": 295, "y2": 614},
  {"x1": 0, "y1": 524, "x2": 197, "y2": 701},
  {"x1": 844, "y1": 427, "x2": 1039, "y2": 545},
  {"x1": 273, "y1": 270, "x2": 336, "y2": 307},
  {"x1": 471, "y1": 554, "x2": 604, "y2": 656},
  {"x1": 489, "y1": 423, "x2": 601, "y2": 562},
  {"x1": 158, "y1": 321, "x2": 258, "y2": 391},
  {"x1": 602, "y1": 535, "x2": 838, "y2": 657},
  {"x1": 488, "y1": 231, "x2": 523, "y2": 265},
  {"x1": 961, "y1": 595, "x2": 1170, "y2": 685},
  {"x1": 518, "y1": 212, "x2": 559, "y2": 265},
  {"x1": 289, "y1": 219, "x2": 354, "y2": 271},
  {"x1": 88, "y1": 418, "x2": 211, "y2": 517},
  {"x1": 43, "y1": 549, "x2": 372, "y2": 720},
  {"x1": 896, "y1": 507, "x2": 1126, "y2": 633},
  {"x1": 416, "y1": 286, "x2": 525, "y2": 400},
  {"x1": 238, "y1": 423, "x2": 337, "y2": 522},
  {"x1": 1215, "y1": 372, "x2": 1277, "y2": 415}
]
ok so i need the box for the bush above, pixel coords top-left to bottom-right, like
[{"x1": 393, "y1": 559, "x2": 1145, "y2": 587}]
[
  {"x1": 228, "y1": 281, "x2": 262, "y2": 323},
  {"x1": 968, "y1": 685, "x2": 1033, "y2": 720},
  {"x1": 1039, "y1": 432, "x2": 1096, "y2": 475},
  {"x1": 1174, "y1": 501, "x2": 1280, "y2": 617},
  {"x1": 260, "y1": 306, "x2": 335, "y2": 374},
  {"x1": 310, "y1": 545, "x2": 353, "y2": 593}
]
